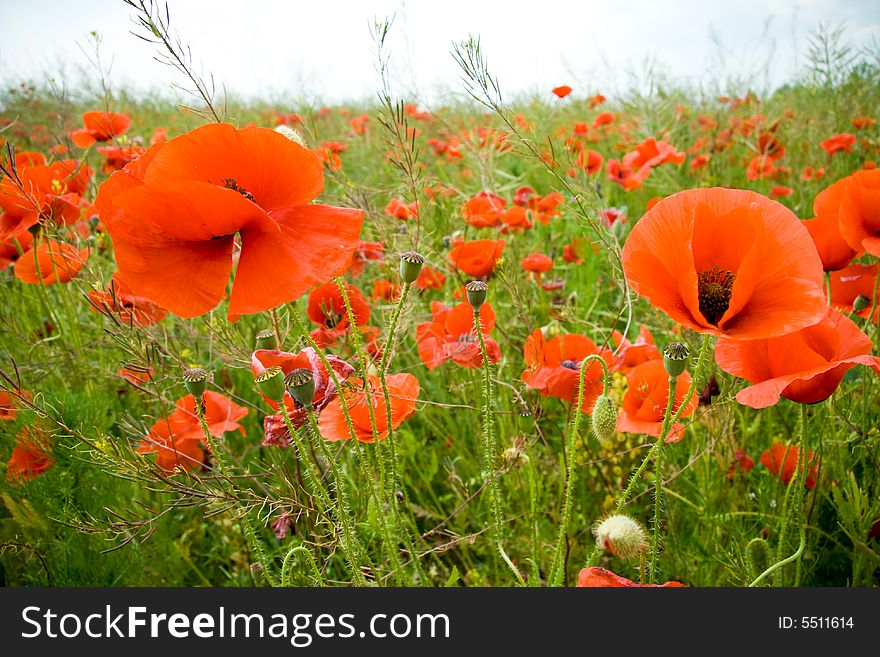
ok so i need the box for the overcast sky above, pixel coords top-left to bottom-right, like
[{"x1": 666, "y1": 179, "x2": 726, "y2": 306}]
[{"x1": 1, "y1": 0, "x2": 878, "y2": 105}]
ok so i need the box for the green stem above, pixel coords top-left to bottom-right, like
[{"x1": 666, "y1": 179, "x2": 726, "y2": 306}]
[
  {"x1": 280, "y1": 545, "x2": 324, "y2": 587},
  {"x1": 649, "y1": 374, "x2": 677, "y2": 582}
]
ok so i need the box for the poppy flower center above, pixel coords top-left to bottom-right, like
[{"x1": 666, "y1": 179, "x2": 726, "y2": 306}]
[
  {"x1": 324, "y1": 311, "x2": 343, "y2": 328},
  {"x1": 697, "y1": 265, "x2": 736, "y2": 326},
  {"x1": 222, "y1": 177, "x2": 255, "y2": 202},
  {"x1": 561, "y1": 359, "x2": 579, "y2": 370}
]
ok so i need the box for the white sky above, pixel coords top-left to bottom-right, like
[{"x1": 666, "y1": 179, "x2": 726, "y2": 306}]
[{"x1": 1, "y1": 0, "x2": 878, "y2": 105}]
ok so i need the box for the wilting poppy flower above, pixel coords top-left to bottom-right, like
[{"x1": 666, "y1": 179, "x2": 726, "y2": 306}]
[
  {"x1": 820, "y1": 133, "x2": 856, "y2": 156},
  {"x1": 576, "y1": 567, "x2": 685, "y2": 588},
  {"x1": 252, "y1": 348, "x2": 354, "y2": 445},
  {"x1": 837, "y1": 169, "x2": 880, "y2": 257},
  {"x1": 463, "y1": 191, "x2": 505, "y2": 227},
  {"x1": 715, "y1": 307, "x2": 880, "y2": 409},
  {"x1": 760, "y1": 444, "x2": 819, "y2": 489},
  {"x1": 14, "y1": 239, "x2": 89, "y2": 285},
  {"x1": 622, "y1": 188, "x2": 825, "y2": 339},
  {"x1": 611, "y1": 325, "x2": 660, "y2": 373},
  {"x1": 88, "y1": 274, "x2": 168, "y2": 326},
  {"x1": 69, "y1": 111, "x2": 131, "y2": 148},
  {"x1": 521, "y1": 253, "x2": 552, "y2": 274},
  {"x1": 803, "y1": 177, "x2": 858, "y2": 271},
  {"x1": 416, "y1": 301, "x2": 501, "y2": 369},
  {"x1": 6, "y1": 426, "x2": 55, "y2": 485},
  {"x1": 830, "y1": 263, "x2": 878, "y2": 323},
  {"x1": 552, "y1": 85, "x2": 573, "y2": 98},
  {"x1": 318, "y1": 373, "x2": 419, "y2": 443},
  {"x1": 306, "y1": 281, "x2": 370, "y2": 345},
  {"x1": 521, "y1": 329, "x2": 612, "y2": 413},
  {"x1": 448, "y1": 238, "x2": 505, "y2": 278},
  {"x1": 97, "y1": 123, "x2": 364, "y2": 320},
  {"x1": 616, "y1": 359, "x2": 697, "y2": 442}
]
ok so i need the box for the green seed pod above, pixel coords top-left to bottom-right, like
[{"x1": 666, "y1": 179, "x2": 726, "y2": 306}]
[
  {"x1": 663, "y1": 341, "x2": 690, "y2": 378},
  {"x1": 591, "y1": 395, "x2": 617, "y2": 443},
  {"x1": 853, "y1": 294, "x2": 871, "y2": 313},
  {"x1": 465, "y1": 280, "x2": 489, "y2": 313},
  {"x1": 399, "y1": 251, "x2": 425, "y2": 284},
  {"x1": 255, "y1": 328, "x2": 275, "y2": 350},
  {"x1": 285, "y1": 368, "x2": 315, "y2": 409},
  {"x1": 255, "y1": 366, "x2": 286, "y2": 403},
  {"x1": 593, "y1": 514, "x2": 647, "y2": 561},
  {"x1": 182, "y1": 368, "x2": 209, "y2": 398}
]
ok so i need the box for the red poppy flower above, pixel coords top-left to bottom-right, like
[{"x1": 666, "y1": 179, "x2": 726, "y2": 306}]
[
  {"x1": 385, "y1": 197, "x2": 419, "y2": 220},
  {"x1": 746, "y1": 154, "x2": 777, "y2": 181},
  {"x1": 69, "y1": 111, "x2": 131, "y2": 148},
  {"x1": 803, "y1": 177, "x2": 858, "y2": 271},
  {"x1": 463, "y1": 191, "x2": 506, "y2": 228},
  {"x1": 6, "y1": 426, "x2": 55, "y2": 486},
  {"x1": 611, "y1": 325, "x2": 660, "y2": 373},
  {"x1": 350, "y1": 240, "x2": 384, "y2": 278},
  {"x1": 0, "y1": 231, "x2": 32, "y2": 269},
  {"x1": 715, "y1": 307, "x2": 880, "y2": 408},
  {"x1": 522, "y1": 329, "x2": 612, "y2": 413},
  {"x1": 97, "y1": 143, "x2": 146, "y2": 173},
  {"x1": 499, "y1": 206, "x2": 532, "y2": 232},
  {"x1": 769, "y1": 185, "x2": 793, "y2": 198},
  {"x1": 88, "y1": 274, "x2": 168, "y2": 326},
  {"x1": 97, "y1": 123, "x2": 364, "y2": 320},
  {"x1": 118, "y1": 366, "x2": 154, "y2": 385},
  {"x1": 830, "y1": 263, "x2": 878, "y2": 323},
  {"x1": 306, "y1": 281, "x2": 370, "y2": 345},
  {"x1": 727, "y1": 449, "x2": 755, "y2": 479},
  {"x1": 576, "y1": 567, "x2": 685, "y2": 588},
  {"x1": 760, "y1": 444, "x2": 819, "y2": 489},
  {"x1": 349, "y1": 115, "x2": 369, "y2": 136},
  {"x1": 623, "y1": 137, "x2": 685, "y2": 170},
  {"x1": 416, "y1": 265, "x2": 446, "y2": 291},
  {"x1": 14, "y1": 239, "x2": 89, "y2": 285},
  {"x1": 448, "y1": 238, "x2": 505, "y2": 278},
  {"x1": 801, "y1": 166, "x2": 825, "y2": 181},
  {"x1": 416, "y1": 301, "x2": 501, "y2": 369},
  {"x1": 690, "y1": 153, "x2": 710, "y2": 170},
  {"x1": 622, "y1": 188, "x2": 826, "y2": 339},
  {"x1": 593, "y1": 112, "x2": 615, "y2": 128},
  {"x1": 576, "y1": 149, "x2": 604, "y2": 176},
  {"x1": 837, "y1": 169, "x2": 880, "y2": 257},
  {"x1": 318, "y1": 373, "x2": 420, "y2": 443},
  {"x1": 0, "y1": 388, "x2": 30, "y2": 421},
  {"x1": 617, "y1": 359, "x2": 697, "y2": 442},
  {"x1": 522, "y1": 253, "x2": 552, "y2": 274},
  {"x1": 606, "y1": 159, "x2": 649, "y2": 191},
  {"x1": 587, "y1": 93, "x2": 606, "y2": 108},
  {"x1": 820, "y1": 133, "x2": 856, "y2": 156},
  {"x1": 252, "y1": 348, "x2": 354, "y2": 445},
  {"x1": 852, "y1": 116, "x2": 875, "y2": 130},
  {"x1": 552, "y1": 85, "x2": 573, "y2": 98},
  {"x1": 371, "y1": 278, "x2": 401, "y2": 302}
]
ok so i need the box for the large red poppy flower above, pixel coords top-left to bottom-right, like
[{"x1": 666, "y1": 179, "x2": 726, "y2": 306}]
[
  {"x1": 616, "y1": 359, "x2": 697, "y2": 442},
  {"x1": 760, "y1": 444, "x2": 819, "y2": 489},
  {"x1": 838, "y1": 169, "x2": 880, "y2": 257},
  {"x1": 97, "y1": 123, "x2": 364, "y2": 320},
  {"x1": 252, "y1": 348, "x2": 354, "y2": 445},
  {"x1": 576, "y1": 567, "x2": 685, "y2": 588},
  {"x1": 830, "y1": 263, "x2": 878, "y2": 323},
  {"x1": 88, "y1": 274, "x2": 168, "y2": 326},
  {"x1": 318, "y1": 373, "x2": 420, "y2": 443},
  {"x1": 6, "y1": 426, "x2": 55, "y2": 486},
  {"x1": 521, "y1": 329, "x2": 612, "y2": 413},
  {"x1": 448, "y1": 238, "x2": 505, "y2": 278},
  {"x1": 13, "y1": 240, "x2": 89, "y2": 285},
  {"x1": 69, "y1": 111, "x2": 131, "y2": 148},
  {"x1": 416, "y1": 301, "x2": 501, "y2": 369},
  {"x1": 622, "y1": 188, "x2": 825, "y2": 339},
  {"x1": 803, "y1": 177, "x2": 857, "y2": 271},
  {"x1": 715, "y1": 307, "x2": 880, "y2": 408}
]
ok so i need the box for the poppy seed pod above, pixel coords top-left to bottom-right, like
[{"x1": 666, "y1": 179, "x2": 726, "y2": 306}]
[
  {"x1": 285, "y1": 368, "x2": 315, "y2": 409},
  {"x1": 853, "y1": 294, "x2": 871, "y2": 313},
  {"x1": 255, "y1": 366, "x2": 286, "y2": 403},
  {"x1": 182, "y1": 368, "x2": 209, "y2": 398},
  {"x1": 593, "y1": 514, "x2": 648, "y2": 561},
  {"x1": 591, "y1": 395, "x2": 617, "y2": 443},
  {"x1": 465, "y1": 280, "x2": 489, "y2": 313},
  {"x1": 255, "y1": 328, "x2": 275, "y2": 350},
  {"x1": 663, "y1": 342, "x2": 690, "y2": 378},
  {"x1": 399, "y1": 251, "x2": 425, "y2": 284}
]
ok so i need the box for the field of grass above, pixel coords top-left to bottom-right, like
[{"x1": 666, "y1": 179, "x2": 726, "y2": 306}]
[{"x1": 1, "y1": 13, "x2": 879, "y2": 587}]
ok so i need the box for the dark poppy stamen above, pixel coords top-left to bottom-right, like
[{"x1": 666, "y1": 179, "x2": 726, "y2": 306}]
[
  {"x1": 222, "y1": 177, "x2": 255, "y2": 202},
  {"x1": 698, "y1": 265, "x2": 736, "y2": 325},
  {"x1": 560, "y1": 359, "x2": 579, "y2": 370}
]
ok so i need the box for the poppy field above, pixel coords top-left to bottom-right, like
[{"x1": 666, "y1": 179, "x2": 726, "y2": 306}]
[{"x1": 1, "y1": 7, "x2": 879, "y2": 588}]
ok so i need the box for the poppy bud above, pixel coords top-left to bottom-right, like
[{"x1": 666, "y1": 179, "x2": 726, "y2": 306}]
[
  {"x1": 853, "y1": 294, "x2": 871, "y2": 313},
  {"x1": 663, "y1": 342, "x2": 690, "y2": 378},
  {"x1": 255, "y1": 328, "x2": 275, "y2": 350},
  {"x1": 255, "y1": 366, "x2": 286, "y2": 403},
  {"x1": 591, "y1": 395, "x2": 617, "y2": 443},
  {"x1": 465, "y1": 280, "x2": 489, "y2": 313},
  {"x1": 285, "y1": 368, "x2": 315, "y2": 409},
  {"x1": 182, "y1": 368, "x2": 209, "y2": 398},
  {"x1": 399, "y1": 251, "x2": 425, "y2": 284},
  {"x1": 274, "y1": 124, "x2": 306, "y2": 147},
  {"x1": 593, "y1": 514, "x2": 648, "y2": 561}
]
